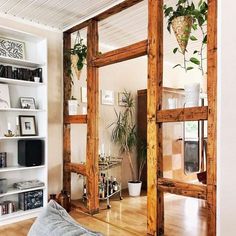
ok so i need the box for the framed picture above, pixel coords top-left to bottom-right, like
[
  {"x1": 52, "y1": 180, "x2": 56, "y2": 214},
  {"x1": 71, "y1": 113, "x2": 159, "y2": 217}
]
[
  {"x1": 81, "y1": 87, "x2": 87, "y2": 103},
  {"x1": 19, "y1": 116, "x2": 37, "y2": 136},
  {"x1": 118, "y1": 92, "x2": 127, "y2": 106},
  {"x1": 0, "y1": 37, "x2": 25, "y2": 59},
  {"x1": 20, "y1": 97, "x2": 36, "y2": 109},
  {"x1": 0, "y1": 84, "x2": 10, "y2": 108},
  {"x1": 101, "y1": 90, "x2": 115, "y2": 105}
]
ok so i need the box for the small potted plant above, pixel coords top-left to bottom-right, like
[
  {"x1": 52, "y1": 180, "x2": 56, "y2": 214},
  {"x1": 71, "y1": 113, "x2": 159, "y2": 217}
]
[
  {"x1": 164, "y1": 0, "x2": 208, "y2": 74},
  {"x1": 68, "y1": 96, "x2": 78, "y2": 115},
  {"x1": 110, "y1": 91, "x2": 143, "y2": 196}
]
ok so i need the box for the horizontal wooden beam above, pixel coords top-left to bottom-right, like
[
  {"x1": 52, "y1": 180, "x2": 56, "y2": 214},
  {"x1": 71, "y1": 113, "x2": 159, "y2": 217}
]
[
  {"x1": 156, "y1": 106, "x2": 208, "y2": 123},
  {"x1": 65, "y1": 163, "x2": 87, "y2": 176},
  {"x1": 158, "y1": 178, "x2": 207, "y2": 200},
  {"x1": 65, "y1": 0, "x2": 143, "y2": 34},
  {"x1": 92, "y1": 40, "x2": 148, "y2": 67},
  {"x1": 64, "y1": 115, "x2": 87, "y2": 124}
]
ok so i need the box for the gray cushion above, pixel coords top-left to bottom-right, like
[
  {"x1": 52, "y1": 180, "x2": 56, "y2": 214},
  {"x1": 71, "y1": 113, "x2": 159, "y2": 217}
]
[{"x1": 28, "y1": 200, "x2": 103, "y2": 236}]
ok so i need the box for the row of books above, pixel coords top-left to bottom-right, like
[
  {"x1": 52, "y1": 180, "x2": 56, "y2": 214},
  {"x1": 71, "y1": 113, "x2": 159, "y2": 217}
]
[{"x1": 0, "y1": 64, "x2": 43, "y2": 82}]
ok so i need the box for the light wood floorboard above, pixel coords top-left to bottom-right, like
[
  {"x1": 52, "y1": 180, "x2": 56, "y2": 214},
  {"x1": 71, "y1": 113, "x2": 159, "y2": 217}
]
[{"x1": 0, "y1": 193, "x2": 207, "y2": 236}]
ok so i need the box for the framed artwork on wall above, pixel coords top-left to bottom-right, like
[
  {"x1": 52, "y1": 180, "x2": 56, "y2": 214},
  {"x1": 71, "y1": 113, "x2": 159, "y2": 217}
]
[
  {"x1": 81, "y1": 87, "x2": 87, "y2": 103},
  {"x1": 0, "y1": 84, "x2": 10, "y2": 109},
  {"x1": 118, "y1": 92, "x2": 127, "y2": 106},
  {"x1": 101, "y1": 90, "x2": 115, "y2": 105},
  {"x1": 0, "y1": 37, "x2": 25, "y2": 59},
  {"x1": 20, "y1": 97, "x2": 36, "y2": 109},
  {"x1": 19, "y1": 116, "x2": 37, "y2": 136}
]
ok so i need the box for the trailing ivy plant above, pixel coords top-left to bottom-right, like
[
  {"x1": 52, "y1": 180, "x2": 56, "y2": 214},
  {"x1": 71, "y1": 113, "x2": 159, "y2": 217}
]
[
  {"x1": 164, "y1": 0, "x2": 208, "y2": 75},
  {"x1": 64, "y1": 37, "x2": 87, "y2": 82}
]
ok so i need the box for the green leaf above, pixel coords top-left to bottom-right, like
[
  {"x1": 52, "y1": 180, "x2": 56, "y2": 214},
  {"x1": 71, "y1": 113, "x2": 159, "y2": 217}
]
[
  {"x1": 203, "y1": 35, "x2": 207, "y2": 44},
  {"x1": 190, "y1": 57, "x2": 200, "y2": 65},
  {"x1": 192, "y1": 24, "x2": 198, "y2": 30},
  {"x1": 173, "y1": 64, "x2": 181, "y2": 68},
  {"x1": 187, "y1": 67, "x2": 194, "y2": 70},
  {"x1": 164, "y1": 7, "x2": 173, "y2": 16},
  {"x1": 190, "y1": 35, "x2": 198, "y2": 41},
  {"x1": 193, "y1": 50, "x2": 198, "y2": 54},
  {"x1": 173, "y1": 48, "x2": 178, "y2": 54},
  {"x1": 198, "y1": 0, "x2": 203, "y2": 7}
]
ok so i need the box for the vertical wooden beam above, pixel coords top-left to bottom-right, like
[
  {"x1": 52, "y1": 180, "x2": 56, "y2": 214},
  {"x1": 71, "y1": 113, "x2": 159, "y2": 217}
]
[
  {"x1": 207, "y1": 0, "x2": 217, "y2": 235},
  {"x1": 147, "y1": 0, "x2": 163, "y2": 235},
  {"x1": 63, "y1": 32, "x2": 72, "y2": 194},
  {"x1": 86, "y1": 20, "x2": 99, "y2": 214}
]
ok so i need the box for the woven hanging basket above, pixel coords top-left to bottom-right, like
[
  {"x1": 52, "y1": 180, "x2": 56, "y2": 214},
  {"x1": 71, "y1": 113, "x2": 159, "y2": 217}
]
[
  {"x1": 71, "y1": 54, "x2": 82, "y2": 80},
  {"x1": 171, "y1": 15, "x2": 193, "y2": 54}
]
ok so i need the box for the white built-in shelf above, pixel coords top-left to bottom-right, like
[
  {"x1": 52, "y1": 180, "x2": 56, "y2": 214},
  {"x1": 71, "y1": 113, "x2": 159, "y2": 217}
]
[
  {"x1": 0, "y1": 207, "x2": 43, "y2": 222},
  {"x1": 0, "y1": 108, "x2": 45, "y2": 112},
  {"x1": 0, "y1": 77, "x2": 45, "y2": 87},
  {"x1": 0, "y1": 165, "x2": 45, "y2": 173},
  {"x1": 0, "y1": 186, "x2": 45, "y2": 198},
  {"x1": 0, "y1": 56, "x2": 44, "y2": 68},
  {"x1": 0, "y1": 136, "x2": 46, "y2": 141}
]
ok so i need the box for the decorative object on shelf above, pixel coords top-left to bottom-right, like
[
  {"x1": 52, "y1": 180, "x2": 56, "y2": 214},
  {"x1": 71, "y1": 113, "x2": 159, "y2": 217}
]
[
  {"x1": 184, "y1": 82, "x2": 200, "y2": 107},
  {"x1": 0, "y1": 152, "x2": 7, "y2": 168},
  {"x1": 14, "y1": 179, "x2": 45, "y2": 190},
  {"x1": 19, "y1": 189, "x2": 43, "y2": 211},
  {"x1": 15, "y1": 116, "x2": 20, "y2": 136},
  {"x1": 64, "y1": 31, "x2": 87, "y2": 81},
  {"x1": 20, "y1": 97, "x2": 36, "y2": 109},
  {"x1": 4, "y1": 122, "x2": 15, "y2": 137},
  {"x1": 81, "y1": 87, "x2": 87, "y2": 103},
  {"x1": 0, "y1": 37, "x2": 25, "y2": 59},
  {"x1": 101, "y1": 90, "x2": 115, "y2": 105},
  {"x1": 19, "y1": 115, "x2": 37, "y2": 136},
  {"x1": 0, "y1": 83, "x2": 10, "y2": 108},
  {"x1": 0, "y1": 178, "x2": 7, "y2": 194},
  {"x1": 110, "y1": 90, "x2": 141, "y2": 196},
  {"x1": 164, "y1": 0, "x2": 208, "y2": 74},
  {"x1": 68, "y1": 96, "x2": 78, "y2": 115}
]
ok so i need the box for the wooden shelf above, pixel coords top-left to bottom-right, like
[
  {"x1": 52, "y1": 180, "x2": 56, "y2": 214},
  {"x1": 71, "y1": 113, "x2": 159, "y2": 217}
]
[
  {"x1": 0, "y1": 165, "x2": 45, "y2": 173},
  {"x1": 0, "y1": 186, "x2": 45, "y2": 198},
  {"x1": 0, "y1": 108, "x2": 45, "y2": 112},
  {"x1": 0, "y1": 77, "x2": 45, "y2": 87},
  {"x1": 157, "y1": 178, "x2": 207, "y2": 200},
  {"x1": 64, "y1": 115, "x2": 87, "y2": 124},
  {"x1": 0, "y1": 56, "x2": 44, "y2": 68},
  {"x1": 0, "y1": 136, "x2": 46, "y2": 141},
  {"x1": 156, "y1": 106, "x2": 208, "y2": 123}
]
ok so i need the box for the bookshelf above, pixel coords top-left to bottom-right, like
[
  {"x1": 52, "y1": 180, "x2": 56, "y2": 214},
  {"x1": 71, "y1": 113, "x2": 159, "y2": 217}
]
[{"x1": 0, "y1": 26, "x2": 48, "y2": 225}]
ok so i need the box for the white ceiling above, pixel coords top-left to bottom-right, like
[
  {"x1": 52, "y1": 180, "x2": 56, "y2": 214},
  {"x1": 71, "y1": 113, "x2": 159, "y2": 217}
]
[{"x1": 0, "y1": 0, "x2": 205, "y2": 66}]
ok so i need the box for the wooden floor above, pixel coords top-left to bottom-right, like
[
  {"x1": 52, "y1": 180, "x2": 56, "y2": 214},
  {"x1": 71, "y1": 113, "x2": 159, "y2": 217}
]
[{"x1": 0, "y1": 193, "x2": 207, "y2": 236}]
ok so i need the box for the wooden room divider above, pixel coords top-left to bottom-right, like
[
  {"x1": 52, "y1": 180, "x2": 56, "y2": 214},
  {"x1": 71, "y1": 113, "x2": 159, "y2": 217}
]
[{"x1": 63, "y1": 0, "x2": 217, "y2": 235}]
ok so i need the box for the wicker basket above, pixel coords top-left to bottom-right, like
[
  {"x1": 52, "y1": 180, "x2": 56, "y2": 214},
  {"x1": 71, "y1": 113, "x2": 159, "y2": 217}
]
[{"x1": 171, "y1": 15, "x2": 193, "y2": 54}]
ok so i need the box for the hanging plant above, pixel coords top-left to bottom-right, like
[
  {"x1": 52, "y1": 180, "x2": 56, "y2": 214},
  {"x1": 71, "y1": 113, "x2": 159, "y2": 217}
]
[
  {"x1": 64, "y1": 31, "x2": 87, "y2": 81},
  {"x1": 164, "y1": 0, "x2": 208, "y2": 74}
]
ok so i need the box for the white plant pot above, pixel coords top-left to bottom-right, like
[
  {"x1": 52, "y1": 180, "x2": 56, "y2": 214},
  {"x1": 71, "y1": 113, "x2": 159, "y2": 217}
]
[
  {"x1": 68, "y1": 100, "x2": 78, "y2": 115},
  {"x1": 128, "y1": 181, "x2": 142, "y2": 197},
  {"x1": 184, "y1": 83, "x2": 200, "y2": 107}
]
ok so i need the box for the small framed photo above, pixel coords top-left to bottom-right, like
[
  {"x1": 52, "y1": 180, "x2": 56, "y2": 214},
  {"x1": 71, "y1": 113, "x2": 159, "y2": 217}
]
[
  {"x1": 20, "y1": 97, "x2": 36, "y2": 109},
  {"x1": 101, "y1": 90, "x2": 115, "y2": 105},
  {"x1": 19, "y1": 116, "x2": 37, "y2": 136},
  {"x1": 81, "y1": 87, "x2": 87, "y2": 103},
  {"x1": 118, "y1": 92, "x2": 127, "y2": 106},
  {"x1": 0, "y1": 84, "x2": 10, "y2": 108}
]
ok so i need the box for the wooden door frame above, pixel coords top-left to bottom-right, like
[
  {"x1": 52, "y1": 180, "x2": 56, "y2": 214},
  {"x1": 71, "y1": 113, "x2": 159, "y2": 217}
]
[{"x1": 63, "y1": 0, "x2": 217, "y2": 234}]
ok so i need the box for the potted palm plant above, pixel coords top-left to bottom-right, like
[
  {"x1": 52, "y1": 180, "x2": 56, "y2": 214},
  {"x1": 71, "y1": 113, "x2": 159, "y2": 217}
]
[{"x1": 110, "y1": 91, "x2": 143, "y2": 196}]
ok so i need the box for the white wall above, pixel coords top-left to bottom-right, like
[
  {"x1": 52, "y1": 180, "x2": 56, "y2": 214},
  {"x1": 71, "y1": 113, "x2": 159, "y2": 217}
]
[
  {"x1": 218, "y1": 1, "x2": 236, "y2": 235},
  {"x1": 0, "y1": 17, "x2": 63, "y2": 195}
]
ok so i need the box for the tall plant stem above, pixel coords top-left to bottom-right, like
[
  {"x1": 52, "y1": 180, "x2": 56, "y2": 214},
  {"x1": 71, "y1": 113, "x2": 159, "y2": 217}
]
[
  {"x1": 126, "y1": 149, "x2": 136, "y2": 181},
  {"x1": 199, "y1": 25, "x2": 206, "y2": 75}
]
